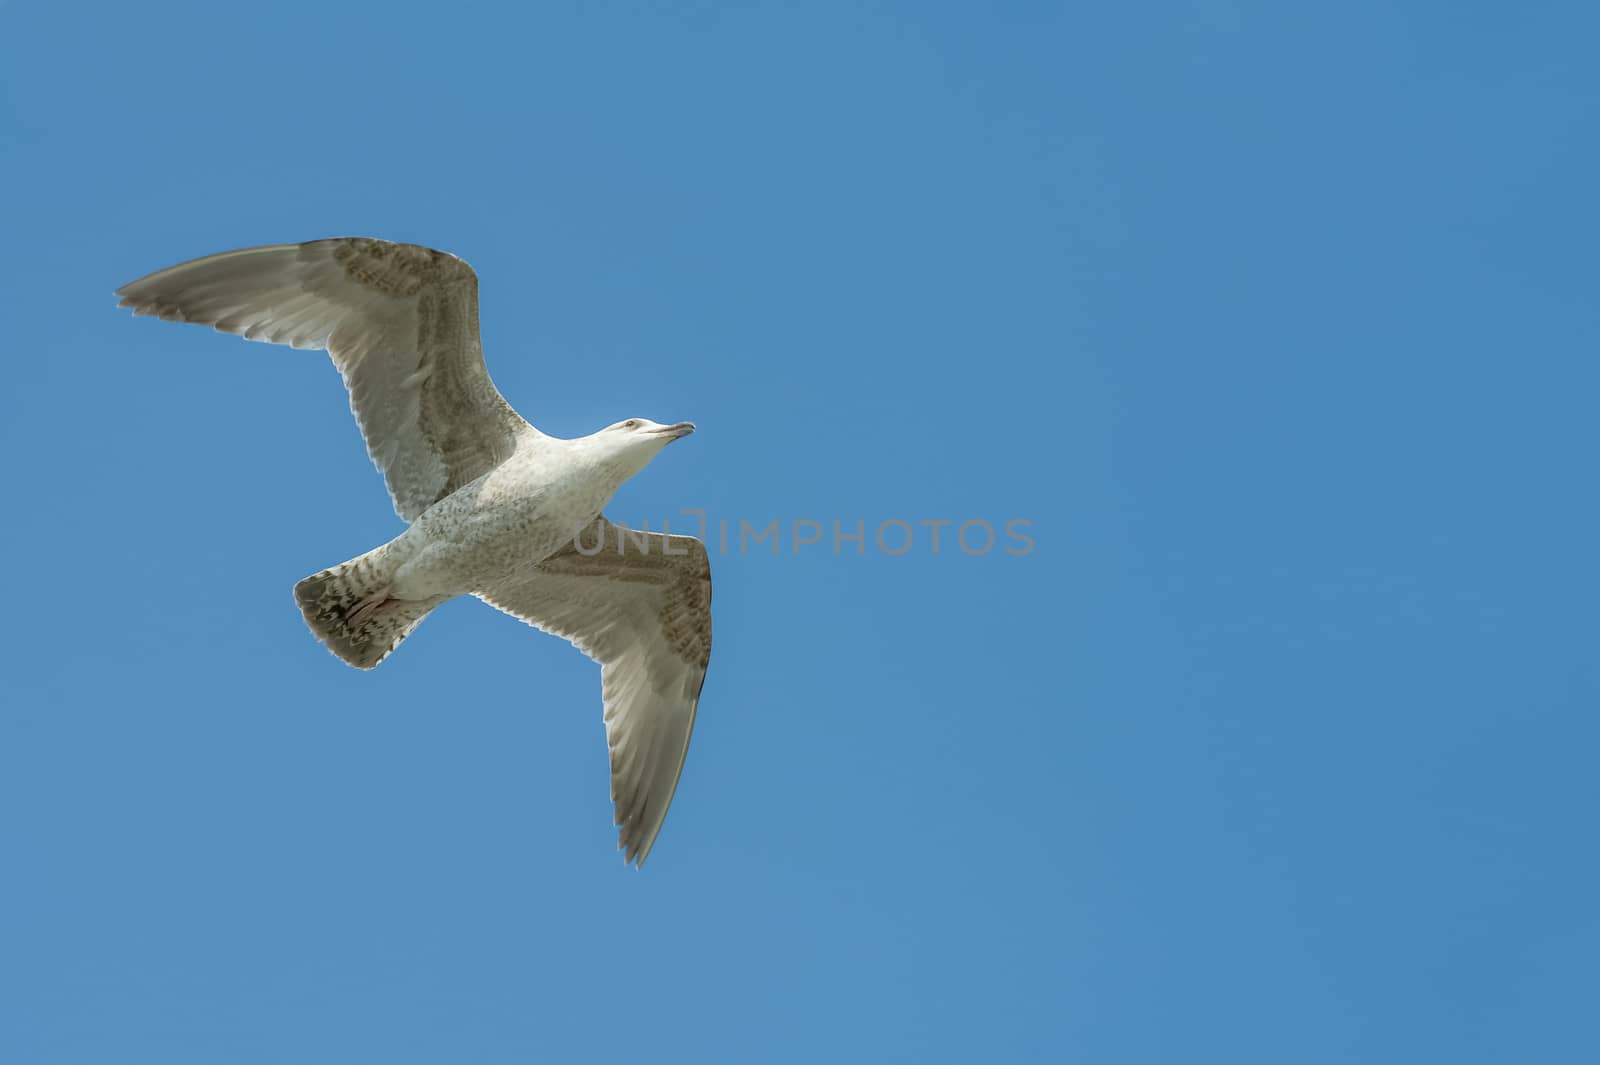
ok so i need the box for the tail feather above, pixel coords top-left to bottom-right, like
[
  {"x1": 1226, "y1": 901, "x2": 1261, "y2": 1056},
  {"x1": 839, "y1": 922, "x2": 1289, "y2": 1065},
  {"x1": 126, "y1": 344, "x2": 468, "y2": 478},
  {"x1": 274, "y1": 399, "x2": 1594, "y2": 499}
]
[{"x1": 294, "y1": 550, "x2": 441, "y2": 669}]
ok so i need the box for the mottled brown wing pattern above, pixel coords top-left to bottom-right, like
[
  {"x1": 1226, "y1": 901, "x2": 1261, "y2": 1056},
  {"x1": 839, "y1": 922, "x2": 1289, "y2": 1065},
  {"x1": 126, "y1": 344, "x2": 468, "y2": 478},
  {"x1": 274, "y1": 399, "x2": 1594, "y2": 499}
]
[
  {"x1": 117, "y1": 238, "x2": 530, "y2": 520},
  {"x1": 476, "y1": 519, "x2": 711, "y2": 866}
]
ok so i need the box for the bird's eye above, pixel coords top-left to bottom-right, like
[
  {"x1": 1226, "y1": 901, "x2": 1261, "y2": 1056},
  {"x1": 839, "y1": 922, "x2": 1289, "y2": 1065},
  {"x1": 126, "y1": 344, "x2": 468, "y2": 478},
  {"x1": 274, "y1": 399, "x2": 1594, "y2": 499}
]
[{"x1": 622, "y1": 419, "x2": 640, "y2": 430}]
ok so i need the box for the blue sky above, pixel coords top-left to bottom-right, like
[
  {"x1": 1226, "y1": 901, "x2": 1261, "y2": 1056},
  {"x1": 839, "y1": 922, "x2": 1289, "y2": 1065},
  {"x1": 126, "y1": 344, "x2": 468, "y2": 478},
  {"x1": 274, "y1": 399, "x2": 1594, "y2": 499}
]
[{"x1": 2, "y1": 2, "x2": 1597, "y2": 1062}]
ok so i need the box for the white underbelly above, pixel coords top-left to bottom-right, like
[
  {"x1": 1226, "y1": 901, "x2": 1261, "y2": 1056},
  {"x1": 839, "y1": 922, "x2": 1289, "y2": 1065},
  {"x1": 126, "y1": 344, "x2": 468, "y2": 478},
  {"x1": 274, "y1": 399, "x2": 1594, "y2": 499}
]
[{"x1": 388, "y1": 463, "x2": 612, "y2": 600}]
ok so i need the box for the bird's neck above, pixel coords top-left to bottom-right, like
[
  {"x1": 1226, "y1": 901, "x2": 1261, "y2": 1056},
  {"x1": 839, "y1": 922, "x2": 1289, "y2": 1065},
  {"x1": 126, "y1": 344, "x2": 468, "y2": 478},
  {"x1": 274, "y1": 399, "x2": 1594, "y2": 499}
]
[{"x1": 563, "y1": 437, "x2": 650, "y2": 501}]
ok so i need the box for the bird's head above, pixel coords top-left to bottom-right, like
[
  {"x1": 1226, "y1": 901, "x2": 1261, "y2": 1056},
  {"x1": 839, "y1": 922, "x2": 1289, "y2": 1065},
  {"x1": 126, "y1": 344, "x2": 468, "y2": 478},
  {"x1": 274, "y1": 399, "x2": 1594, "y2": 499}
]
[{"x1": 590, "y1": 418, "x2": 696, "y2": 476}]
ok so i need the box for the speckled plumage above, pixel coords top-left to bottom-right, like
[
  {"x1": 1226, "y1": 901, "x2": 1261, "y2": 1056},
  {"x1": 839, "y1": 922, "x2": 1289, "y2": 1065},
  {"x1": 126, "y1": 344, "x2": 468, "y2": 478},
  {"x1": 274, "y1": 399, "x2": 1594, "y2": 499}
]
[{"x1": 117, "y1": 237, "x2": 712, "y2": 867}]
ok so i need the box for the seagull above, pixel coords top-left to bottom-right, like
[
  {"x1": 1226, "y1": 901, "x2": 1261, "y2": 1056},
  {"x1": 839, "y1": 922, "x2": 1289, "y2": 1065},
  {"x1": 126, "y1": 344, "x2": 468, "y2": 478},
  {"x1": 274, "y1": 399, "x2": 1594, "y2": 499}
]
[{"x1": 116, "y1": 237, "x2": 711, "y2": 867}]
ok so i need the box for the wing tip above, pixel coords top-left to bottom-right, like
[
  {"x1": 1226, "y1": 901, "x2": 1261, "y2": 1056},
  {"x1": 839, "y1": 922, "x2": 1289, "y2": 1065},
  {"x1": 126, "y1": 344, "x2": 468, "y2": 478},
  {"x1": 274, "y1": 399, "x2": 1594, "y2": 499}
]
[
  {"x1": 114, "y1": 294, "x2": 197, "y2": 324},
  {"x1": 618, "y1": 824, "x2": 659, "y2": 869}
]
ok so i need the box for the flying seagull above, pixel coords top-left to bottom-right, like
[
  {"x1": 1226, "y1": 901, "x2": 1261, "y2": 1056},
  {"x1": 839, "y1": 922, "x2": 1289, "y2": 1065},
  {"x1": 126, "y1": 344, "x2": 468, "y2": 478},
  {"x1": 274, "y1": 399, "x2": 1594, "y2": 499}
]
[{"x1": 116, "y1": 237, "x2": 711, "y2": 867}]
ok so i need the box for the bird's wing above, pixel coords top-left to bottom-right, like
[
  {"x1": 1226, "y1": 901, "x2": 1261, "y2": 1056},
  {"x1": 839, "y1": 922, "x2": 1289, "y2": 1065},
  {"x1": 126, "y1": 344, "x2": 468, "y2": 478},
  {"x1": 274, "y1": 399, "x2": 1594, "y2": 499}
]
[
  {"x1": 116, "y1": 238, "x2": 532, "y2": 521},
  {"x1": 476, "y1": 518, "x2": 712, "y2": 867}
]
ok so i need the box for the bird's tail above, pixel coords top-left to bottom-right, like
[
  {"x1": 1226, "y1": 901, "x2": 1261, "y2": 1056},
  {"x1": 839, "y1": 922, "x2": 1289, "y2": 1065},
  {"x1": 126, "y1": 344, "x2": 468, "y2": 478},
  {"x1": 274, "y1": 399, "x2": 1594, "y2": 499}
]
[{"x1": 293, "y1": 547, "x2": 443, "y2": 670}]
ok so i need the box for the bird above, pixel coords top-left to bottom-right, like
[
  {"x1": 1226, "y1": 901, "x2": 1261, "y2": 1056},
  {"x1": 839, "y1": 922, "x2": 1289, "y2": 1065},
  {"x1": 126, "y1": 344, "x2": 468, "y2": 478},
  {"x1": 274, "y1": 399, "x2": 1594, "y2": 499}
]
[{"x1": 116, "y1": 237, "x2": 711, "y2": 867}]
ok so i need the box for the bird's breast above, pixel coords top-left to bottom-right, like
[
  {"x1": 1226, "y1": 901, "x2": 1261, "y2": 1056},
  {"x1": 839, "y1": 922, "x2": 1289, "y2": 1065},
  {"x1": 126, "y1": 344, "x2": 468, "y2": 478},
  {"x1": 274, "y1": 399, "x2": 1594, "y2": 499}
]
[{"x1": 403, "y1": 455, "x2": 621, "y2": 592}]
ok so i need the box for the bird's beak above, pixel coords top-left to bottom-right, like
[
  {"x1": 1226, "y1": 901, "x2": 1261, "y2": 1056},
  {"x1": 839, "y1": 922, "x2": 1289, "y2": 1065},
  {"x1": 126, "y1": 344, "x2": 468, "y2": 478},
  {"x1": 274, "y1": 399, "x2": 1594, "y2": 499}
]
[{"x1": 654, "y1": 421, "x2": 696, "y2": 440}]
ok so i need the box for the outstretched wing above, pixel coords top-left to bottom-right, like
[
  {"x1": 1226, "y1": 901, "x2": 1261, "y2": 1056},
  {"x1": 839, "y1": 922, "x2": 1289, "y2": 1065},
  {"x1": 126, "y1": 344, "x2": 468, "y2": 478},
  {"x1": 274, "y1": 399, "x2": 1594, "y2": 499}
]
[
  {"x1": 116, "y1": 237, "x2": 532, "y2": 521},
  {"x1": 476, "y1": 519, "x2": 712, "y2": 867}
]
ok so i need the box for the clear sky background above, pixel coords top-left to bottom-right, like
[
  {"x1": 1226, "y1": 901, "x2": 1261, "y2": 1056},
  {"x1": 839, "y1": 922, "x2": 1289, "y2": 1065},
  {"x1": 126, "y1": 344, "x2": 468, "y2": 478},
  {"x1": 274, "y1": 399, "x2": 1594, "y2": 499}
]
[{"x1": 2, "y1": 3, "x2": 1596, "y2": 1063}]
